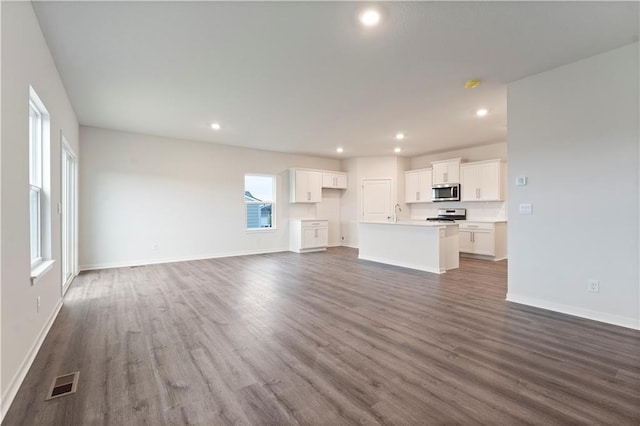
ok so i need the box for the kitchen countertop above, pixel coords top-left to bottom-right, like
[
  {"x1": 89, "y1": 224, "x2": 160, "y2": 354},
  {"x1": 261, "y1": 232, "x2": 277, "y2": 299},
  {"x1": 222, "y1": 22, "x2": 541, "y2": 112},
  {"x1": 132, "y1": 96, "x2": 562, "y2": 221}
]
[
  {"x1": 458, "y1": 219, "x2": 507, "y2": 223},
  {"x1": 360, "y1": 220, "x2": 458, "y2": 227}
]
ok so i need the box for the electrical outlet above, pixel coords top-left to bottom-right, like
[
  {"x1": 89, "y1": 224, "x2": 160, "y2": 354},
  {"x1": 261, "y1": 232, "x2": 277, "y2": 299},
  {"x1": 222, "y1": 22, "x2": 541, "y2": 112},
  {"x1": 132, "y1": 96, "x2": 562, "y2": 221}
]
[
  {"x1": 587, "y1": 279, "x2": 600, "y2": 293},
  {"x1": 36, "y1": 296, "x2": 41, "y2": 312},
  {"x1": 152, "y1": 243, "x2": 159, "y2": 251}
]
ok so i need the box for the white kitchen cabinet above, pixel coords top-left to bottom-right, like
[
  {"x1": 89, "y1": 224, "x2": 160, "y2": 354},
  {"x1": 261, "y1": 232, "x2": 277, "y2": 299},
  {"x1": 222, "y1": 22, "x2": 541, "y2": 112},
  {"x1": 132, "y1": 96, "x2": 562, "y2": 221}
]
[
  {"x1": 404, "y1": 169, "x2": 432, "y2": 203},
  {"x1": 432, "y1": 158, "x2": 461, "y2": 184},
  {"x1": 290, "y1": 220, "x2": 328, "y2": 253},
  {"x1": 459, "y1": 222, "x2": 507, "y2": 260},
  {"x1": 322, "y1": 172, "x2": 347, "y2": 189},
  {"x1": 460, "y1": 159, "x2": 505, "y2": 202},
  {"x1": 290, "y1": 169, "x2": 322, "y2": 203}
]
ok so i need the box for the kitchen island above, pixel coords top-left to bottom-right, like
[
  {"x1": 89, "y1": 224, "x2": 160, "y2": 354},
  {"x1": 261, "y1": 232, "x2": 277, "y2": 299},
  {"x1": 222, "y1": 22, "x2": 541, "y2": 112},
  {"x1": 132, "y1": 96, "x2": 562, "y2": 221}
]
[{"x1": 358, "y1": 221, "x2": 459, "y2": 273}]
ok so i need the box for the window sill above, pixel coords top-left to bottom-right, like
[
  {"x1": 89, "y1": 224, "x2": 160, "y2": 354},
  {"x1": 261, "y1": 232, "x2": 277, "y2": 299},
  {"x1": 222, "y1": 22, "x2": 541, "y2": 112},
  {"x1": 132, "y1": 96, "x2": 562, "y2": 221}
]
[
  {"x1": 31, "y1": 259, "x2": 55, "y2": 285},
  {"x1": 246, "y1": 228, "x2": 277, "y2": 233}
]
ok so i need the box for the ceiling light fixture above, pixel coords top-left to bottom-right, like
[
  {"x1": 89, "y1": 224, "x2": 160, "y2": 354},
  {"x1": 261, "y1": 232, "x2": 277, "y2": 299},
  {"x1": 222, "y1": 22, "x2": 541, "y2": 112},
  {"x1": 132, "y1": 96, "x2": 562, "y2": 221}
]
[
  {"x1": 465, "y1": 79, "x2": 481, "y2": 89},
  {"x1": 476, "y1": 108, "x2": 488, "y2": 117},
  {"x1": 395, "y1": 132, "x2": 405, "y2": 140},
  {"x1": 394, "y1": 147, "x2": 401, "y2": 153},
  {"x1": 336, "y1": 147, "x2": 344, "y2": 153},
  {"x1": 210, "y1": 122, "x2": 221, "y2": 130},
  {"x1": 359, "y1": 9, "x2": 381, "y2": 27}
]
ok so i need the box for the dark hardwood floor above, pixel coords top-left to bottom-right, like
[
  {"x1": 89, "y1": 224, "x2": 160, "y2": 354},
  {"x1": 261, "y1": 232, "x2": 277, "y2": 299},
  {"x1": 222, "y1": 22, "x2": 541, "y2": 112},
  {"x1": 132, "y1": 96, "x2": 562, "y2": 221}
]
[{"x1": 3, "y1": 247, "x2": 639, "y2": 425}]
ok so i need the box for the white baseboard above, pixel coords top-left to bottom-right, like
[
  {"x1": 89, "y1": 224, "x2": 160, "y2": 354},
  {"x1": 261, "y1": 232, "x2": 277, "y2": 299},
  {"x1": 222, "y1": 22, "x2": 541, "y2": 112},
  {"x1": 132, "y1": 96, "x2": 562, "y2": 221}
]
[
  {"x1": 358, "y1": 254, "x2": 443, "y2": 274},
  {"x1": 79, "y1": 248, "x2": 288, "y2": 271},
  {"x1": 1, "y1": 300, "x2": 63, "y2": 422},
  {"x1": 460, "y1": 253, "x2": 507, "y2": 261},
  {"x1": 341, "y1": 243, "x2": 359, "y2": 249},
  {"x1": 506, "y1": 293, "x2": 639, "y2": 330}
]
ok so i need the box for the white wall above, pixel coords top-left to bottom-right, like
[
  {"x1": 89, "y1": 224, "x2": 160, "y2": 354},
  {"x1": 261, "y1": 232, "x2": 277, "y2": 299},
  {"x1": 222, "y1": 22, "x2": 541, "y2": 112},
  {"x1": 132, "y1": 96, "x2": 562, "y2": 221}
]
[
  {"x1": 507, "y1": 43, "x2": 639, "y2": 329},
  {"x1": 1, "y1": 1, "x2": 80, "y2": 418},
  {"x1": 79, "y1": 127, "x2": 342, "y2": 269},
  {"x1": 411, "y1": 142, "x2": 507, "y2": 169}
]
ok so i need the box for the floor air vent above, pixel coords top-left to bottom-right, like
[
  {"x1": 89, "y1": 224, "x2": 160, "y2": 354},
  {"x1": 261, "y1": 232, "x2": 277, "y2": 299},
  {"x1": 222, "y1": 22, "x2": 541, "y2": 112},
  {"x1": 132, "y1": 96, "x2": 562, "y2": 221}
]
[{"x1": 45, "y1": 372, "x2": 79, "y2": 400}]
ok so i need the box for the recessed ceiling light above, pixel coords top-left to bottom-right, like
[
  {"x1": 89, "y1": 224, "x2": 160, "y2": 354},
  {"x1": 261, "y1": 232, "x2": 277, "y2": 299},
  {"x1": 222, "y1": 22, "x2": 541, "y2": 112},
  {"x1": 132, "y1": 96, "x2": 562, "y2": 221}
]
[
  {"x1": 395, "y1": 132, "x2": 405, "y2": 140},
  {"x1": 465, "y1": 79, "x2": 481, "y2": 89},
  {"x1": 336, "y1": 147, "x2": 344, "y2": 153},
  {"x1": 476, "y1": 108, "x2": 488, "y2": 117},
  {"x1": 210, "y1": 122, "x2": 221, "y2": 130},
  {"x1": 359, "y1": 9, "x2": 381, "y2": 27},
  {"x1": 394, "y1": 147, "x2": 401, "y2": 153}
]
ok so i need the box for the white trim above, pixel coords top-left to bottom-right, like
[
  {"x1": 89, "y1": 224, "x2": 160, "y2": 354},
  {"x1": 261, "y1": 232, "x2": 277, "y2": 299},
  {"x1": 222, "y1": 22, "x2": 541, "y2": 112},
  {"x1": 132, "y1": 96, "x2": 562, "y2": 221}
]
[
  {"x1": 358, "y1": 254, "x2": 445, "y2": 274},
  {"x1": 506, "y1": 293, "x2": 639, "y2": 330},
  {"x1": 0, "y1": 300, "x2": 63, "y2": 422},
  {"x1": 245, "y1": 227, "x2": 277, "y2": 233},
  {"x1": 79, "y1": 248, "x2": 288, "y2": 271},
  {"x1": 30, "y1": 259, "x2": 55, "y2": 285},
  {"x1": 341, "y1": 243, "x2": 359, "y2": 249}
]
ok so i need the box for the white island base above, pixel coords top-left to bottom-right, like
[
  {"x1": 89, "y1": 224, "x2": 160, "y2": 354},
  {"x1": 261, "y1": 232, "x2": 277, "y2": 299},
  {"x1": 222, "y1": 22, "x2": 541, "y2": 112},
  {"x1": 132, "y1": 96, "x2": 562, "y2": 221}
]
[{"x1": 358, "y1": 221, "x2": 460, "y2": 274}]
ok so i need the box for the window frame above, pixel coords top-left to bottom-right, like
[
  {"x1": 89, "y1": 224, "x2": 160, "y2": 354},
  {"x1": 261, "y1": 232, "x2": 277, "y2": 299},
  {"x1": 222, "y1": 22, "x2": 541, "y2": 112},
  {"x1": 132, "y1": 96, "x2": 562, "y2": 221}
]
[
  {"x1": 29, "y1": 98, "x2": 44, "y2": 268},
  {"x1": 244, "y1": 174, "x2": 276, "y2": 232}
]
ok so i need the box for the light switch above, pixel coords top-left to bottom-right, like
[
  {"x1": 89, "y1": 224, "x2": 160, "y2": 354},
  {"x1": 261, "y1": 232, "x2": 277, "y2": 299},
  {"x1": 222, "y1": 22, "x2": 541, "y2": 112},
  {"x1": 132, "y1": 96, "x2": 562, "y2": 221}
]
[
  {"x1": 516, "y1": 176, "x2": 527, "y2": 186},
  {"x1": 519, "y1": 203, "x2": 532, "y2": 215}
]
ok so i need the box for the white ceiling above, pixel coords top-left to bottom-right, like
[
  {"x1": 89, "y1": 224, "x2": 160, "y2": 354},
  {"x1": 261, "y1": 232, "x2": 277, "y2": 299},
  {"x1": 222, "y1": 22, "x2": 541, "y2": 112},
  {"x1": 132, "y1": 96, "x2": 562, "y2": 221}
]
[{"x1": 32, "y1": 1, "x2": 638, "y2": 158}]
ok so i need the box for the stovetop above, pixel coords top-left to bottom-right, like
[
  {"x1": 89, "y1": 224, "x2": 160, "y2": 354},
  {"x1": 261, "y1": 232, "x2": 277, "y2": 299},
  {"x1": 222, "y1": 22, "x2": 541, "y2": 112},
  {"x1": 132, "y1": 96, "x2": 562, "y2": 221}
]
[{"x1": 427, "y1": 208, "x2": 466, "y2": 222}]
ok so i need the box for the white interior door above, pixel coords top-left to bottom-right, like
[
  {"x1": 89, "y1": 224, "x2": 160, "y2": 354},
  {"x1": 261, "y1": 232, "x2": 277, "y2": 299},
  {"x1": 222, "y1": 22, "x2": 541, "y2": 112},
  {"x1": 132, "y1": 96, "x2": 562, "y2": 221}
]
[
  {"x1": 362, "y1": 179, "x2": 392, "y2": 221},
  {"x1": 61, "y1": 137, "x2": 78, "y2": 294}
]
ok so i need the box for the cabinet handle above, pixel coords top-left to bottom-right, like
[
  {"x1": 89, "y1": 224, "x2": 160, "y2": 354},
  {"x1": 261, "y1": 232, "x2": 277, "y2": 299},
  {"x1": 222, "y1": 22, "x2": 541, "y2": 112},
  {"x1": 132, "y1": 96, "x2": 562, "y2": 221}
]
[
  {"x1": 416, "y1": 191, "x2": 420, "y2": 201},
  {"x1": 314, "y1": 229, "x2": 318, "y2": 238},
  {"x1": 476, "y1": 188, "x2": 480, "y2": 199},
  {"x1": 307, "y1": 191, "x2": 311, "y2": 201},
  {"x1": 471, "y1": 232, "x2": 474, "y2": 242},
  {"x1": 443, "y1": 172, "x2": 448, "y2": 182}
]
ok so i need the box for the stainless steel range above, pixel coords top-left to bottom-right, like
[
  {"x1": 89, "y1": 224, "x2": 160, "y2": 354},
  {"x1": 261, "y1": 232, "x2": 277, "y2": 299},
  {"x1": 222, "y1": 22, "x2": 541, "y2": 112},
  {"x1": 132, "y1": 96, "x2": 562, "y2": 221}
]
[{"x1": 426, "y1": 208, "x2": 466, "y2": 222}]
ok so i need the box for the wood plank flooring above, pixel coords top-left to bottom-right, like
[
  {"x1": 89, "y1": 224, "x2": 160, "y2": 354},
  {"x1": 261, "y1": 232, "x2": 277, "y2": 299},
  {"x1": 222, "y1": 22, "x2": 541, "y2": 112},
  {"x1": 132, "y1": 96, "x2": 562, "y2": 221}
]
[{"x1": 3, "y1": 247, "x2": 639, "y2": 425}]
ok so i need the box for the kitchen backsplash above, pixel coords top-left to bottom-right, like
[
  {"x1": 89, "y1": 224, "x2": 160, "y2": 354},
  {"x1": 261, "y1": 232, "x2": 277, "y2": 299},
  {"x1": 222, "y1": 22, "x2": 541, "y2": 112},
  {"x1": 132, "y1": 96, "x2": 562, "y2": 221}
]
[{"x1": 410, "y1": 202, "x2": 507, "y2": 221}]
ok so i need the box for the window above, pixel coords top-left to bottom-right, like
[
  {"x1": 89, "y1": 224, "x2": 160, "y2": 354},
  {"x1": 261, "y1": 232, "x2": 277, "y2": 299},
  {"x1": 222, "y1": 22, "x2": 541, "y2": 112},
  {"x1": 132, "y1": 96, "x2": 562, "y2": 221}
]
[
  {"x1": 245, "y1": 174, "x2": 275, "y2": 230},
  {"x1": 29, "y1": 88, "x2": 50, "y2": 271},
  {"x1": 29, "y1": 99, "x2": 43, "y2": 266}
]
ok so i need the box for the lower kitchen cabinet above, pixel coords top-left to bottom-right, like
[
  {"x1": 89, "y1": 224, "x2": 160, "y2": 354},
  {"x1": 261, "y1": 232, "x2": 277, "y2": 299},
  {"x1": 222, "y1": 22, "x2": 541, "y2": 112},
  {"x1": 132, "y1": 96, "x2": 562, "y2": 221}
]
[
  {"x1": 290, "y1": 220, "x2": 328, "y2": 253},
  {"x1": 459, "y1": 222, "x2": 507, "y2": 260}
]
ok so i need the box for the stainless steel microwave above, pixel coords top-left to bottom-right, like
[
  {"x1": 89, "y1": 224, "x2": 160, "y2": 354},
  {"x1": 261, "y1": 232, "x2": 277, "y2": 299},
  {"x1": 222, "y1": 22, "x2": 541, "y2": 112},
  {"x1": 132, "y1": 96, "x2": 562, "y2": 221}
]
[{"x1": 432, "y1": 183, "x2": 460, "y2": 202}]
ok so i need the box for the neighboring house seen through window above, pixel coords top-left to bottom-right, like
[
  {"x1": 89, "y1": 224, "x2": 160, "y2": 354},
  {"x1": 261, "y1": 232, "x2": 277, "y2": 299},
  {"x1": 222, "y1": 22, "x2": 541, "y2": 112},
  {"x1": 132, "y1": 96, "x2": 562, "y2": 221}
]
[{"x1": 245, "y1": 174, "x2": 275, "y2": 230}]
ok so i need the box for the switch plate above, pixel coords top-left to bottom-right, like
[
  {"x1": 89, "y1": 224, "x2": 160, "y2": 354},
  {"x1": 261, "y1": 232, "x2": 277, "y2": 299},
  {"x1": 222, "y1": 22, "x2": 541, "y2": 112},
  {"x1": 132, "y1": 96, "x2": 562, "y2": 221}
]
[
  {"x1": 519, "y1": 203, "x2": 533, "y2": 215},
  {"x1": 587, "y1": 279, "x2": 600, "y2": 293},
  {"x1": 516, "y1": 176, "x2": 527, "y2": 186}
]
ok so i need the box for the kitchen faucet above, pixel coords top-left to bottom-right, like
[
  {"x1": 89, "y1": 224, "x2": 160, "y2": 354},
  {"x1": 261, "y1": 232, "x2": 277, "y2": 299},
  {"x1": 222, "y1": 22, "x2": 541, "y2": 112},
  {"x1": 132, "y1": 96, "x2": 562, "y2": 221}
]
[{"x1": 393, "y1": 203, "x2": 402, "y2": 223}]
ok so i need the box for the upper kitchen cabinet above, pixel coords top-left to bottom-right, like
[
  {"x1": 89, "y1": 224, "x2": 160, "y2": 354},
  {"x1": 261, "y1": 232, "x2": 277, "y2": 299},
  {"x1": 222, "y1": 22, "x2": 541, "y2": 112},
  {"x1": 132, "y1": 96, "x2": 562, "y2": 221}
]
[
  {"x1": 290, "y1": 169, "x2": 322, "y2": 203},
  {"x1": 322, "y1": 171, "x2": 348, "y2": 189},
  {"x1": 432, "y1": 158, "x2": 461, "y2": 184},
  {"x1": 405, "y1": 168, "x2": 432, "y2": 203},
  {"x1": 460, "y1": 159, "x2": 506, "y2": 202}
]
